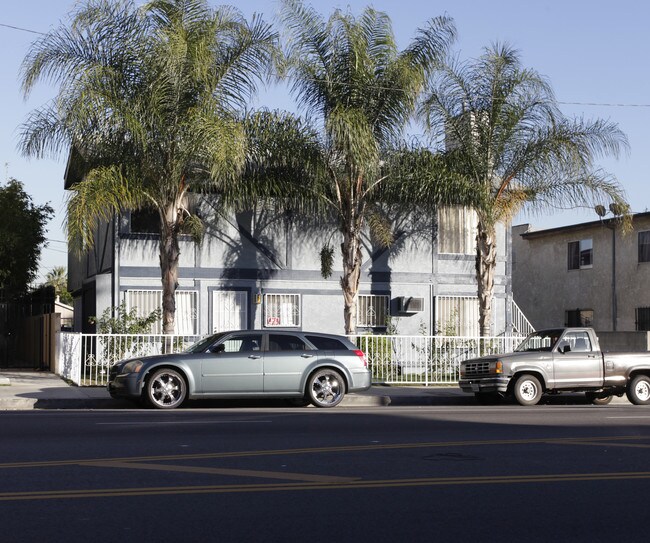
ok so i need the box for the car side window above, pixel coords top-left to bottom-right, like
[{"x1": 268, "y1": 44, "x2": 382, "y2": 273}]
[
  {"x1": 220, "y1": 334, "x2": 262, "y2": 353},
  {"x1": 562, "y1": 332, "x2": 592, "y2": 352},
  {"x1": 305, "y1": 335, "x2": 348, "y2": 350},
  {"x1": 268, "y1": 334, "x2": 308, "y2": 352}
]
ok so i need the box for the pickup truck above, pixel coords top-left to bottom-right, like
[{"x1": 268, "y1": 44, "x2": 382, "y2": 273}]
[{"x1": 459, "y1": 327, "x2": 650, "y2": 406}]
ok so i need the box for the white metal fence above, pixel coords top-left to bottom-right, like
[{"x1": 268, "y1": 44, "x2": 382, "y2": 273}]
[
  {"x1": 350, "y1": 335, "x2": 525, "y2": 385},
  {"x1": 58, "y1": 332, "x2": 525, "y2": 387},
  {"x1": 59, "y1": 333, "x2": 200, "y2": 386}
]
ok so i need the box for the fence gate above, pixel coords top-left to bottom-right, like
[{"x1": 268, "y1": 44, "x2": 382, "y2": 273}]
[{"x1": 0, "y1": 309, "x2": 60, "y2": 369}]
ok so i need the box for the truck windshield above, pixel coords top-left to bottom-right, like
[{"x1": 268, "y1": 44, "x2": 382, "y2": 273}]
[{"x1": 515, "y1": 329, "x2": 564, "y2": 352}]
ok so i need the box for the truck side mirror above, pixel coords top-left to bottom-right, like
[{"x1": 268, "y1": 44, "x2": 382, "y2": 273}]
[{"x1": 558, "y1": 342, "x2": 571, "y2": 354}]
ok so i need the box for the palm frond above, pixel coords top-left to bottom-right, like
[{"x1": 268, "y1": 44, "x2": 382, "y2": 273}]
[{"x1": 66, "y1": 166, "x2": 147, "y2": 253}]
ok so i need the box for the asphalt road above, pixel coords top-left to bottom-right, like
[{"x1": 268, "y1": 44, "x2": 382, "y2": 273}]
[{"x1": 1, "y1": 404, "x2": 649, "y2": 542}]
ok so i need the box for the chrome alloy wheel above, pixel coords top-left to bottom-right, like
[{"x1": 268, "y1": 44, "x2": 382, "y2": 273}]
[
  {"x1": 308, "y1": 369, "x2": 345, "y2": 408},
  {"x1": 147, "y1": 369, "x2": 187, "y2": 409}
]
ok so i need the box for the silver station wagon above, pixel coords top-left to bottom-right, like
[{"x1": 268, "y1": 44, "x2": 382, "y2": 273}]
[{"x1": 107, "y1": 330, "x2": 371, "y2": 409}]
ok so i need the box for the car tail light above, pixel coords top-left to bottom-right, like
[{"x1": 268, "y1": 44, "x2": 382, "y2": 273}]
[{"x1": 353, "y1": 349, "x2": 368, "y2": 367}]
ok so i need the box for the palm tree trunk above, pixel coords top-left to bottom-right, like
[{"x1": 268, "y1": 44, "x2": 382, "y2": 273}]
[
  {"x1": 476, "y1": 220, "x2": 496, "y2": 337},
  {"x1": 159, "y1": 216, "x2": 180, "y2": 336},
  {"x1": 340, "y1": 225, "x2": 363, "y2": 335}
]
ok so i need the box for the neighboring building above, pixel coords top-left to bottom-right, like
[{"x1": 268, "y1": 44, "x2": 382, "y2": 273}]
[
  {"x1": 513, "y1": 213, "x2": 650, "y2": 332},
  {"x1": 67, "y1": 185, "x2": 516, "y2": 337},
  {"x1": 55, "y1": 299, "x2": 74, "y2": 331}
]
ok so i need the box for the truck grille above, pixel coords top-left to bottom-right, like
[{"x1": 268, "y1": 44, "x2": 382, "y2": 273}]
[{"x1": 464, "y1": 361, "x2": 491, "y2": 377}]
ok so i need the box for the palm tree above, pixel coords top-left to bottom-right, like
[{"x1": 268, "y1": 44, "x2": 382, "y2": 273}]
[
  {"x1": 278, "y1": 0, "x2": 457, "y2": 333},
  {"x1": 44, "y1": 266, "x2": 73, "y2": 305},
  {"x1": 421, "y1": 43, "x2": 629, "y2": 336},
  {"x1": 19, "y1": 0, "x2": 278, "y2": 333}
]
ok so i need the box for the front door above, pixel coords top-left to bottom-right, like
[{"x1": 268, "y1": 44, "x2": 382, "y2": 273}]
[{"x1": 200, "y1": 332, "x2": 264, "y2": 393}]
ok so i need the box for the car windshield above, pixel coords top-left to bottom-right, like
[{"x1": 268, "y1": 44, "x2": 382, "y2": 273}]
[
  {"x1": 184, "y1": 333, "x2": 227, "y2": 353},
  {"x1": 514, "y1": 329, "x2": 564, "y2": 352}
]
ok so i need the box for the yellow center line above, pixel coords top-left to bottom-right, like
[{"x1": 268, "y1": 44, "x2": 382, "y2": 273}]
[
  {"x1": 2, "y1": 471, "x2": 650, "y2": 501},
  {"x1": 79, "y1": 460, "x2": 358, "y2": 483},
  {"x1": 1, "y1": 435, "x2": 648, "y2": 469},
  {"x1": 547, "y1": 440, "x2": 650, "y2": 449}
]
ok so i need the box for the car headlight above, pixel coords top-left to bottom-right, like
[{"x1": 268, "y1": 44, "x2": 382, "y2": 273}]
[{"x1": 121, "y1": 360, "x2": 144, "y2": 374}]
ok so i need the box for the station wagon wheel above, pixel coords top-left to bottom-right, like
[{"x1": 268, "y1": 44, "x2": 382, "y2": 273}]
[
  {"x1": 626, "y1": 375, "x2": 650, "y2": 405},
  {"x1": 307, "y1": 368, "x2": 345, "y2": 408},
  {"x1": 145, "y1": 368, "x2": 187, "y2": 409},
  {"x1": 513, "y1": 374, "x2": 543, "y2": 406}
]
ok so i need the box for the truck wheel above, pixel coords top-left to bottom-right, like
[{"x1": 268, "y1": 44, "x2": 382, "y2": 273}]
[
  {"x1": 585, "y1": 392, "x2": 613, "y2": 405},
  {"x1": 513, "y1": 374, "x2": 543, "y2": 406},
  {"x1": 626, "y1": 375, "x2": 650, "y2": 405}
]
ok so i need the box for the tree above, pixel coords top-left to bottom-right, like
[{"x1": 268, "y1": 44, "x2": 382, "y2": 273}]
[
  {"x1": 44, "y1": 266, "x2": 73, "y2": 305},
  {"x1": 19, "y1": 0, "x2": 277, "y2": 333},
  {"x1": 421, "y1": 44, "x2": 629, "y2": 336},
  {"x1": 0, "y1": 179, "x2": 53, "y2": 301},
  {"x1": 277, "y1": 0, "x2": 458, "y2": 333}
]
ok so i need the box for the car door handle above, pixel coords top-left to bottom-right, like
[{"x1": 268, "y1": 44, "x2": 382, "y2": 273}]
[
  {"x1": 248, "y1": 355, "x2": 261, "y2": 360},
  {"x1": 301, "y1": 353, "x2": 315, "y2": 358}
]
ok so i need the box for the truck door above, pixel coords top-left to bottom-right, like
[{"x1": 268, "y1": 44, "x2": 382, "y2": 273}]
[{"x1": 552, "y1": 331, "x2": 603, "y2": 388}]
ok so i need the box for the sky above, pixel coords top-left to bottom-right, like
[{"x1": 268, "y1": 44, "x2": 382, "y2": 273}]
[{"x1": 1, "y1": 0, "x2": 649, "y2": 283}]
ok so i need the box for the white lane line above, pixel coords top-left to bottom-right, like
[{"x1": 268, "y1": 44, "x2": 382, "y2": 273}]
[{"x1": 606, "y1": 416, "x2": 650, "y2": 419}]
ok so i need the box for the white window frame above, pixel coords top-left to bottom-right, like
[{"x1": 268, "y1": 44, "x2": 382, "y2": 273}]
[
  {"x1": 264, "y1": 293, "x2": 301, "y2": 327},
  {"x1": 125, "y1": 289, "x2": 198, "y2": 335},
  {"x1": 357, "y1": 295, "x2": 390, "y2": 328}
]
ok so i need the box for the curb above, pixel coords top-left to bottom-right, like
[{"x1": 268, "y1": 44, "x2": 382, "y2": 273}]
[
  {"x1": 0, "y1": 398, "x2": 136, "y2": 410},
  {"x1": 0, "y1": 394, "x2": 409, "y2": 410}
]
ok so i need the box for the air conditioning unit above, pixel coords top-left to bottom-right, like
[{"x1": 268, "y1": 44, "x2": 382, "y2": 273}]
[{"x1": 397, "y1": 296, "x2": 424, "y2": 313}]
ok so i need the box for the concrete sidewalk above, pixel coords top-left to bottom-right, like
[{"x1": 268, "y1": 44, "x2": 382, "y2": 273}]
[{"x1": 0, "y1": 369, "x2": 632, "y2": 410}]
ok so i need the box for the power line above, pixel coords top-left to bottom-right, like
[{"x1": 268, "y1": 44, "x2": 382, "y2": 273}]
[
  {"x1": 559, "y1": 101, "x2": 650, "y2": 108},
  {"x1": 0, "y1": 22, "x2": 45, "y2": 35},
  {"x1": 3, "y1": 21, "x2": 650, "y2": 109}
]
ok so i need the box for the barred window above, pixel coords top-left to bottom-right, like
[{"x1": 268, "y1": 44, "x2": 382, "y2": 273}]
[
  {"x1": 357, "y1": 295, "x2": 389, "y2": 328},
  {"x1": 125, "y1": 289, "x2": 198, "y2": 335},
  {"x1": 435, "y1": 296, "x2": 479, "y2": 336},
  {"x1": 636, "y1": 307, "x2": 650, "y2": 331},
  {"x1": 264, "y1": 294, "x2": 300, "y2": 327}
]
